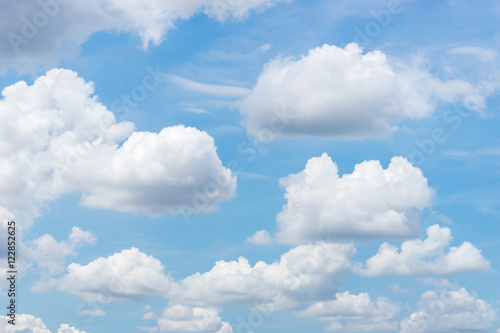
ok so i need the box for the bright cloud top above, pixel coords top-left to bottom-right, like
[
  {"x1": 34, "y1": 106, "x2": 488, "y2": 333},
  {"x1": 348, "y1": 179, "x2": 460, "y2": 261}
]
[
  {"x1": 0, "y1": 314, "x2": 86, "y2": 333},
  {"x1": 75, "y1": 125, "x2": 236, "y2": 215},
  {"x1": 36, "y1": 243, "x2": 354, "y2": 311},
  {"x1": 1, "y1": 0, "x2": 289, "y2": 73},
  {"x1": 400, "y1": 288, "x2": 497, "y2": 333},
  {"x1": 0, "y1": 68, "x2": 235, "y2": 223},
  {"x1": 157, "y1": 305, "x2": 233, "y2": 333},
  {"x1": 297, "y1": 292, "x2": 400, "y2": 332},
  {"x1": 275, "y1": 153, "x2": 434, "y2": 244},
  {"x1": 33, "y1": 247, "x2": 173, "y2": 302},
  {"x1": 357, "y1": 224, "x2": 491, "y2": 276},
  {"x1": 239, "y1": 43, "x2": 485, "y2": 139},
  {"x1": 169, "y1": 241, "x2": 355, "y2": 310}
]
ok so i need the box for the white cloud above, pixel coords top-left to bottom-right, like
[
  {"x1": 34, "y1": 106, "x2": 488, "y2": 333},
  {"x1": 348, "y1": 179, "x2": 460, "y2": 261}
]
[
  {"x1": 57, "y1": 324, "x2": 86, "y2": 333},
  {"x1": 157, "y1": 305, "x2": 232, "y2": 333},
  {"x1": 33, "y1": 247, "x2": 173, "y2": 302},
  {"x1": 0, "y1": 68, "x2": 134, "y2": 224},
  {"x1": 32, "y1": 242, "x2": 354, "y2": 311},
  {"x1": 297, "y1": 292, "x2": 400, "y2": 332},
  {"x1": 0, "y1": 314, "x2": 50, "y2": 333},
  {"x1": 245, "y1": 230, "x2": 273, "y2": 245},
  {"x1": 275, "y1": 153, "x2": 434, "y2": 244},
  {"x1": 448, "y1": 46, "x2": 498, "y2": 62},
  {"x1": 0, "y1": 314, "x2": 86, "y2": 333},
  {"x1": 0, "y1": 68, "x2": 235, "y2": 224},
  {"x1": 75, "y1": 125, "x2": 236, "y2": 215},
  {"x1": 238, "y1": 43, "x2": 485, "y2": 139},
  {"x1": 79, "y1": 309, "x2": 106, "y2": 317},
  {"x1": 168, "y1": 242, "x2": 355, "y2": 310},
  {"x1": 23, "y1": 226, "x2": 96, "y2": 274},
  {"x1": 400, "y1": 288, "x2": 497, "y2": 333},
  {"x1": 143, "y1": 312, "x2": 158, "y2": 320},
  {"x1": 390, "y1": 284, "x2": 409, "y2": 294},
  {"x1": 168, "y1": 75, "x2": 251, "y2": 98},
  {"x1": 1, "y1": 0, "x2": 289, "y2": 73},
  {"x1": 357, "y1": 224, "x2": 491, "y2": 276}
]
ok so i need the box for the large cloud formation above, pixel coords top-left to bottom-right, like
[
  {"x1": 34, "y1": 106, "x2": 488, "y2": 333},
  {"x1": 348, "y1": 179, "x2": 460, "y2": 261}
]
[
  {"x1": 0, "y1": 68, "x2": 235, "y2": 224},
  {"x1": 168, "y1": 242, "x2": 355, "y2": 310},
  {"x1": 357, "y1": 224, "x2": 491, "y2": 276},
  {"x1": 275, "y1": 153, "x2": 434, "y2": 244},
  {"x1": 1, "y1": 0, "x2": 289, "y2": 73},
  {"x1": 37, "y1": 242, "x2": 355, "y2": 311},
  {"x1": 400, "y1": 288, "x2": 497, "y2": 333},
  {"x1": 239, "y1": 43, "x2": 485, "y2": 139}
]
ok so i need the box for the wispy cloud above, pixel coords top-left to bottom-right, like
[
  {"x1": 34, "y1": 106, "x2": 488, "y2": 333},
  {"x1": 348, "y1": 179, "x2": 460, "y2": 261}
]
[
  {"x1": 448, "y1": 46, "x2": 498, "y2": 62},
  {"x1": 167, "y1": 75, "x2": 251, "y2": 97}
]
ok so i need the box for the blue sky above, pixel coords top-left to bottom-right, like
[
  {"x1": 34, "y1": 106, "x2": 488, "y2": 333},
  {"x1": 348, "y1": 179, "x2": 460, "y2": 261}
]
[{"x1": 0, "y1": 0, "x2": 499, "y2": 332}]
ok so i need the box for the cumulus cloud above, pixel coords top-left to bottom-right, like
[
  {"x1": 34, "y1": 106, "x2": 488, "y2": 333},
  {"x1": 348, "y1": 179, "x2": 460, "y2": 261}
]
[
  {"x1": 0, "y1": 68, "x2": 235, "y2": 224},
  {"x1": 275, "y1": 153, "x2": 434, "y2": 244},
  {"x1": 75, "y1": 125, "x2": 236, "y2": 215},
  {"x1": 238, "y1": 43, "x2": 486, "y2": 139},
  {"x1": 400, "y1": 288, "x2": 497, "y2": 333},
  {"x1": 297, "y1": 292, "x2": 400, "y2": 332},
  {"x1": 33, "y1": 247, "x2": 173, "y2": 302},
  {"x1": 245, "y1": 230, "x2": 273, "y2": 245},
  {"x1": 23, "y1": 226, "x2": 96, "y2": 274},
  {"x1": 157, "y1": 305, "x2": 233, "y2": 333},
  {"x1": 0, "y1": 68, "x2": 134, "y2": 224},
  {"x1": 33, "y1": 242, "x2": 354, "y2": 311},
  {"x1": 168, "y1": 242, "x2": 355, "y2": 310},
  {"x1": 0, "y1": 314, "x2": 85, "y2": 333},
  {"x1": 357, "y1": 224, "x2": 491, "y2": 276},
  {"x1": 1, "y1": 0, "x2": 289, "y2": 73}
]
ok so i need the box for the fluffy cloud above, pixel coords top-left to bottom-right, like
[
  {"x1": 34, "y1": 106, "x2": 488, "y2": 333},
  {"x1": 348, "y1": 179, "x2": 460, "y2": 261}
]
[
  {"x1": 23, "y1": 226, "x2": 96, "y2": 274},
  {"x1": 0, "y1": 68, "x2": 133, "y2": 224},
  {"x1": 75, "y1": 125, "x2": 236, "y2": 215},
  {"x1": 57, "y1": 324, "x2": 87, "y2": 333},
  {"x1": 0, "y1": 68, "x2": 235, "y2": 223},
  {"x1": 0, "y1": 314, "x2": 85, "y2": 333},
  {"x1": 400, "y1": 288, "x2": 497, "y2": 333},
  {"x1": 33, "y1": 242, "x2": 354, "y2": 311},
  {"x1": 357, "y1": 224, "x2": 491, "y2": 276},
  {"x1": 275, "y1": 153, "x2": 434, "y2": 244},
  {"x1": 157, "y1": 305, "x2": 233, "y2": 333},
  {"x1": 238, "y1": 43, "x2": 485, "y2": 139},
  {"x1": 297, "y1": 292, "x2": 400, "y2": 332},
  {"x1": 1, "y1": 0, "x2": 289, "y2": 73},
  {"x1": 245, "y1": 230, "x2": 273, "y2": 245},
  {"x1": 33, "y1": 247, "x2": 173, "y2": 302},
  {"x1": 168, "y1": 242, "x2": 355, "y2": 310}
]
